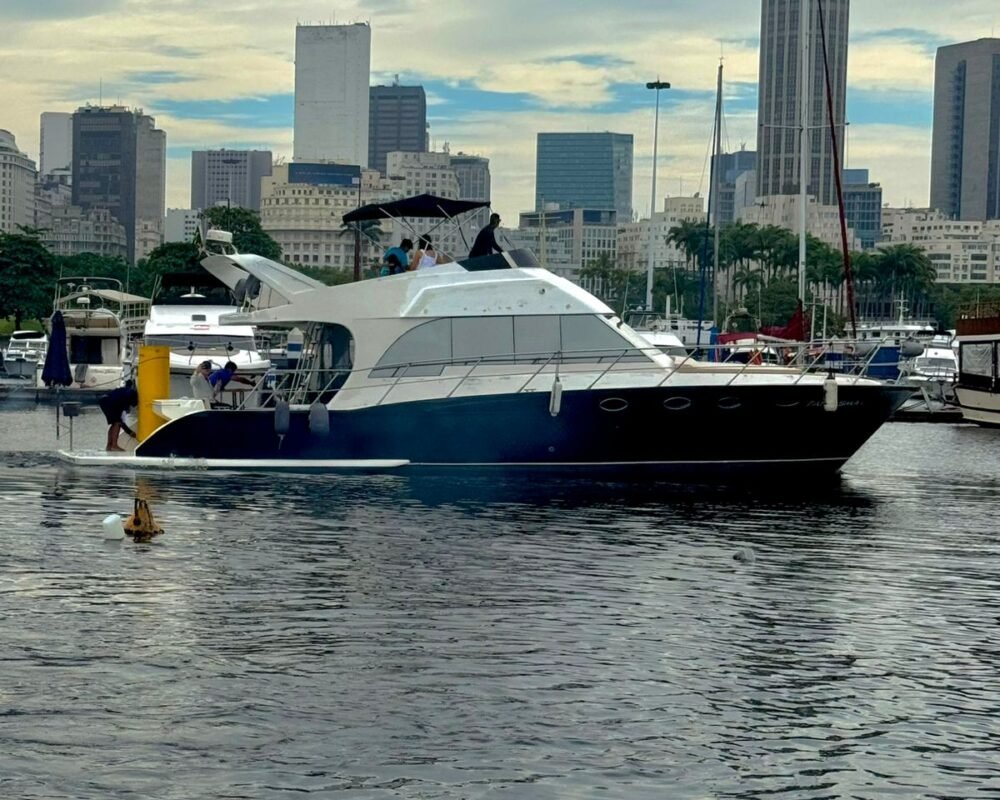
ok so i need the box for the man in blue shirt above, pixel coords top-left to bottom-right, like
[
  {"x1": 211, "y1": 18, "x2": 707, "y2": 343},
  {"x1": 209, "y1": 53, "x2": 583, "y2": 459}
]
[
  {"x1": 209, "y1": 361, "x2": 253, "y2": 404},
  {"x1": 381, "y1": 239, "x2": 414, "y2": 276}
]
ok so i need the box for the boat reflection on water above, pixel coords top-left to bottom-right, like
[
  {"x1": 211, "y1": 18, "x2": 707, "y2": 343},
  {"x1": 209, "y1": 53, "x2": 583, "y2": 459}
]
[{"x1": 36, "y1": 460, "x2": 876, "y2": 521}]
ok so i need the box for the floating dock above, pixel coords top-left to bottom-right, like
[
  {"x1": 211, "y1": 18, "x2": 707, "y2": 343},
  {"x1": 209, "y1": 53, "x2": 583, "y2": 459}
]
[
  {"x1": 57, "y1": 450, "x2": 410, "y2": 472},
  {"x1": 0, "y1": 379, "x2": 104, "y2": 405}
]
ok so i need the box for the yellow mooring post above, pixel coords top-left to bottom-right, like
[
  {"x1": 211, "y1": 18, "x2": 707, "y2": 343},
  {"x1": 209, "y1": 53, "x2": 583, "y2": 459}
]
[{"x1": 136, "y1": 344, "x2": 171, "y2": 442}]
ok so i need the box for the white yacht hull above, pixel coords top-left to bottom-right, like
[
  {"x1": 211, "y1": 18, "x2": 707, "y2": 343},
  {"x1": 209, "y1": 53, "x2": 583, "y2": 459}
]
[
  {"x1": 954, "y1": 386, "x2": 1000, "y2": 426},
  {"x1": 4, "y1": 357, "x2": 39, "y2": 379}
]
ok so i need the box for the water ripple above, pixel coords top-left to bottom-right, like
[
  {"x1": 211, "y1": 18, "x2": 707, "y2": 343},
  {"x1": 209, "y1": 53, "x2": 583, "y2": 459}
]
[{"x1": 2, "y1": 412, "x2": 1000, "y2": 797}]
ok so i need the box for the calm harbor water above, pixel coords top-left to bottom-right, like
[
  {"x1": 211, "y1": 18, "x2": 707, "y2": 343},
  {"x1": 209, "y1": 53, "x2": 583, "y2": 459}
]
[{"x1": 1, "y1": 405, "x2": 1000, "y2": 798}]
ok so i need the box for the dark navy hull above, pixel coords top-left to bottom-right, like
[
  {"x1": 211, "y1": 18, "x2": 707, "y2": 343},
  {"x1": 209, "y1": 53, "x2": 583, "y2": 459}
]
[{"x1": 135, "y1": 383, "x2": 912, "y2": 476}]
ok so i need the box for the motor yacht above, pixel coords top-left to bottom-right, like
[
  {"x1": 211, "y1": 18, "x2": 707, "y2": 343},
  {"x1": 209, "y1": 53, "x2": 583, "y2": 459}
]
[
  {"x1": 3, "y1": 330, "x2": 47, "y2": 379},
  {"x1": 109, "y1": 233, "x2": 911, "y2": 475},
  {"x1": 954, "y1": 303, "x2": 1000, "y2": 426},
  {"x1": 40, "y1": 278, "x2": 148, "y2": 391},
  {"x1": 141, "y1": 269, "x2": 270, "y2": 400}
]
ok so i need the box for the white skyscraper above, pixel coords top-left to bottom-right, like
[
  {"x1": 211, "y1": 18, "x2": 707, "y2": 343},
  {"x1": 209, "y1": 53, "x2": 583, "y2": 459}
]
[
  {"x1": 0, "y1": 130, "x2": 37, "y2": 234},
  {"x1": 39, "y1": 112, "x2": 73, "y2": 175},
  {"x1": 293, "y1": 23, "x2": 371, "y2": 166}
]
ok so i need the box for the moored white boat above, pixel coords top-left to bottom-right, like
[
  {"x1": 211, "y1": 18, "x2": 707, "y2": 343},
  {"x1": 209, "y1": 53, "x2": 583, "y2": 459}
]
[
  {"x1": 955, "y1": 304, "x2": 1000, "y2": 426},
  {"x1": 3, "y1": 330, "x2": 47, "y2": 378},
  {"x1": 38, "y1": 278, "x2": 148, "y2": 392},
  {"x1": 141, "y1": 268, "x2": 270, "y2": 401}
]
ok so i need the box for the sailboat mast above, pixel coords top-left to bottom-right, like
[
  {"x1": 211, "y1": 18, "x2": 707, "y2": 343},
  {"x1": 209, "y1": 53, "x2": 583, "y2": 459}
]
[
  {"x1": 816, "y1": 0, "x2": 858, "y2": 338},
  {"x1": 798, "y1": 0, "x2": 811, "y2": 305},
  {"x1": 712, "y1": 61, "x2": 723, "y2": 326}
]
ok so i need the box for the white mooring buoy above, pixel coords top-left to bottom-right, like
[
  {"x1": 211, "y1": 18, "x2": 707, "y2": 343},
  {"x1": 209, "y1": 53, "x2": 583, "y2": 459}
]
[{"x1": 102, "y1": 513, "x2": 126, "y2": 541}]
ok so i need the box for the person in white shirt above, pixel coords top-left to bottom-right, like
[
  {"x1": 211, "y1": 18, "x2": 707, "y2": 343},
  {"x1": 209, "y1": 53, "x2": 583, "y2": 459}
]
[
  {"x1": 190, "y1": 360, "x2": 214, "y2": 405},
  {"x1": 413, "y1": 235, "x2": 442, "y2": 270}
]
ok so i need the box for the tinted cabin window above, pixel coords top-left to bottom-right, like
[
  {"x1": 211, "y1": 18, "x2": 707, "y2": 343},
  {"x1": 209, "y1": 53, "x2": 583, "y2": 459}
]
[
  {"x1": 561, "y1": 315, "x2": 648, "y2": 363},
  {"x1": 370, "y1": 315, "x2": 651, "y2": 377},
  {"x1": 70, "y1": 335, "x2": 111, "y2": 365},
  {"x1": 514, "y1": 315, "x2": 561, "y2": 362},
  {"x1": 372, "y1": 318, "x2": 452, "y2": 377},
  {"x1": 453, "y1": 317, "x2": 514, "y2": 363}
]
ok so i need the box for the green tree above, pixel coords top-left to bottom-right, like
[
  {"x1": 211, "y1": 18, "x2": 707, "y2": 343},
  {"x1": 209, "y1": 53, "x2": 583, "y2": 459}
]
[
  {"x1": 757, "y1": 277, "x2": 800, "y2": 328},
  {"x1": 336, "y1": 219, "x2": 384, "y2": 274},
  {"x1": 579, "y1": 253, "x2": 643, "y2": 312},
  {"x1": 201, "y1": 206, "x2": 282, "y2": 261},
  {"x1": 666, "y1": 220, "x2": 709, "y2": 273},
  {"x1": 56, "y1": 252, "x2": 131, "y2": 288},
  {"x1": 0, "y1": 226, "x2": 57, "y2": 329},
  {"x1": 878, "y1": 243, "x2": 936, "y2": 318}
]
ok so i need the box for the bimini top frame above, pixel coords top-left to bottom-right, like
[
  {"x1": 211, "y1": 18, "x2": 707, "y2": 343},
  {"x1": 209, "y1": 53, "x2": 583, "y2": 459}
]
[{"x1": 343, "y1": 193, "x2": 492, "y2": 262}]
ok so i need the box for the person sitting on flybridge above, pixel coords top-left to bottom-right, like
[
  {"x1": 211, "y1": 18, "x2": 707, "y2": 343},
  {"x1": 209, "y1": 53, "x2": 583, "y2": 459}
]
[
  {"x1": 469, "y1": 213, "x2": 503, "y2": 258},
  {"x1": 380, "y1": 239, "x2": 413, "y2": 276},
  {"x1": 412, "y1": 235, "x2": 443, "y2": 269}
]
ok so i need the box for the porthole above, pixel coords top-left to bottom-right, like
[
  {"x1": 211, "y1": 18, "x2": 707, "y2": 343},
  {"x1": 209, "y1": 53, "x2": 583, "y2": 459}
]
[
  {"x1": 663, "y1": 396, "x2": 692, "y2": 411},
  {"x1": 599, "y1": 397, "x2": 629, "y2": 413},
  {"x1": 718, "y1": 396, "x2": 742, "y2": 411}
]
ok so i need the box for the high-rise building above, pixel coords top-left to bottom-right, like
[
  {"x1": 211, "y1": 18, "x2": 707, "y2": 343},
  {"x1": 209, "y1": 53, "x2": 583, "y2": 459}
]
[
  {"x1": 516, "y1": 208, "x2": 619, "y2": 280},
  {"x1": 843, "y1": 168, "x2": 883, "y2": 249},
  {"x1": 39, "y1": 112, "x2": 74, "y2": 176},
  {"x1": 41, "y1": 206, "x2": 128, "y2": 259},
  {"x1": 711, "y1": 148, "x2": 757, "y2": 225},
  {"x1": 190, "y1": 149, "x2": 273, "y2": 212},
  {"x1": 741, "y1": 195, "x2": 860, "y2": 250},
  {"x1": 294, "y1": 23, "x2": 371, "y2": 165},
  {"x1": 535, "y1": 132, "x2": 633, "y2": 221},
  {"x1": 930, "y1": 38, "x2": 1000, "y2": 220},
  {"x1": 756, "y1": 0, "x2": 850, "y2": 205},
  {"x1": 883, "y1": 207, "x2": 1000, "y2": 283},
  {"x1": 0, "y1": 130, "x2": 37, "y2": 234},
  {"x1": 617, "y1": 196, "x2": 706, "y2": 275},
  {"x1": 450, "y1": 153, "x2": 491, "y2": 203},
  {"x1": 164, "y1": 208, "x2": 201, "y2": 243},
  {"x1": 260, "y1": 163, "x2": 396, "y2": 270},
  {"x1": 34, "y1": 168, "x2": 72, "y2": 229},
  {"x1": 449, "y1": 152, "x2": 492, "y2": 232},
  {"x1": 368, "y1": 84, "x2": 427, "y2": 176},
  {"x1": 71, "y1": 105, "x2": 165, "y2": 263}
]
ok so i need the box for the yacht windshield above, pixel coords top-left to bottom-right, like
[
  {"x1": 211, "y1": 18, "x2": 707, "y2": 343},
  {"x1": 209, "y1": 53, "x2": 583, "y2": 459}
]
[
  {"x1": 917, "y1": 358, "x2": 956, "y2": 369},
  {"x1": 147, "y1": 334, "x2": 256, "y2": 352}
]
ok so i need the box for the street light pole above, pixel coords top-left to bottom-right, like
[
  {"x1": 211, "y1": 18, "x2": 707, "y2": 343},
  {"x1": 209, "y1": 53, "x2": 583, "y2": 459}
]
[
  {"x1": 353, "y1": 174, "x2": 363, "y2": 282},
  {"x1": 645, "y1": 79, "x2": 671, "y2": 311}
]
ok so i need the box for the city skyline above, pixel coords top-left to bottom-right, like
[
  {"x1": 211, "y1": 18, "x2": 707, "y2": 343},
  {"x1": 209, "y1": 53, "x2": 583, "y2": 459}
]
[{"x1": 3, "y1": 0, "x2": 999, "y2": 221}]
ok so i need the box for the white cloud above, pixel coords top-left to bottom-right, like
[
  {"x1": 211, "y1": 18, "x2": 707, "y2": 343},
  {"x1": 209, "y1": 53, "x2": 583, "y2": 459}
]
[{"x1": 0, "y1": 1, "x2": 993, "y2": 221}]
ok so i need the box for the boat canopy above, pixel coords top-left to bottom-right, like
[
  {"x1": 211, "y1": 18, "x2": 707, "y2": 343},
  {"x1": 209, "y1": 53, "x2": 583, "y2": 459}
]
[
  {"x1": 343, "y1": 194, "x2": 490, "y2": 223},
  {"x1": 77, "y1": 289, "x2": 150, "y2": 305}
]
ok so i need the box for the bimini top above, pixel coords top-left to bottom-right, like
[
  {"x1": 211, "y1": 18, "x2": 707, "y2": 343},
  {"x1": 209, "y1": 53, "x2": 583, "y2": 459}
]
[{"x1": 343, "y1": 194, "x2": 490, "y2": 223}]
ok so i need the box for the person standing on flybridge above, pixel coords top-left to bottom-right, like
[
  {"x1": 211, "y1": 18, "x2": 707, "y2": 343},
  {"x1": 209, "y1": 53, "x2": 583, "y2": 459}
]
[{"x1": 469, "y1": 213, "x2": 503, "y2": 258}]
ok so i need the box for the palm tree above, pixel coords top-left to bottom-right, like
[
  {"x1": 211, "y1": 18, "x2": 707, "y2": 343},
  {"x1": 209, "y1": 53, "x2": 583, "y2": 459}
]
[
  {"x1": 878, "y1": 243, "x2": 936, "y2": 318},
  {"x1": 338, "y1": 219, "x2": 384, "y2": 268},
  {"x1": 666, "y1": 220, "x2": 708, "y2": 275}
]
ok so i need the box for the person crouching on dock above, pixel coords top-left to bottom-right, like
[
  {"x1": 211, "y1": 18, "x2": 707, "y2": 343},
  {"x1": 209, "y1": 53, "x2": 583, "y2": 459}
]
[{"x1": 98, "y1": 385, "x2": 139, "y2": 452}]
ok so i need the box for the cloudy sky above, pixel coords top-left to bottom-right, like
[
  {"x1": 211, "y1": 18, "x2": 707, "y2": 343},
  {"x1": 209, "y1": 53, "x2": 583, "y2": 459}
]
[{"x1": 3, "y1": 0, "x2": 998, "y2": 220}]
